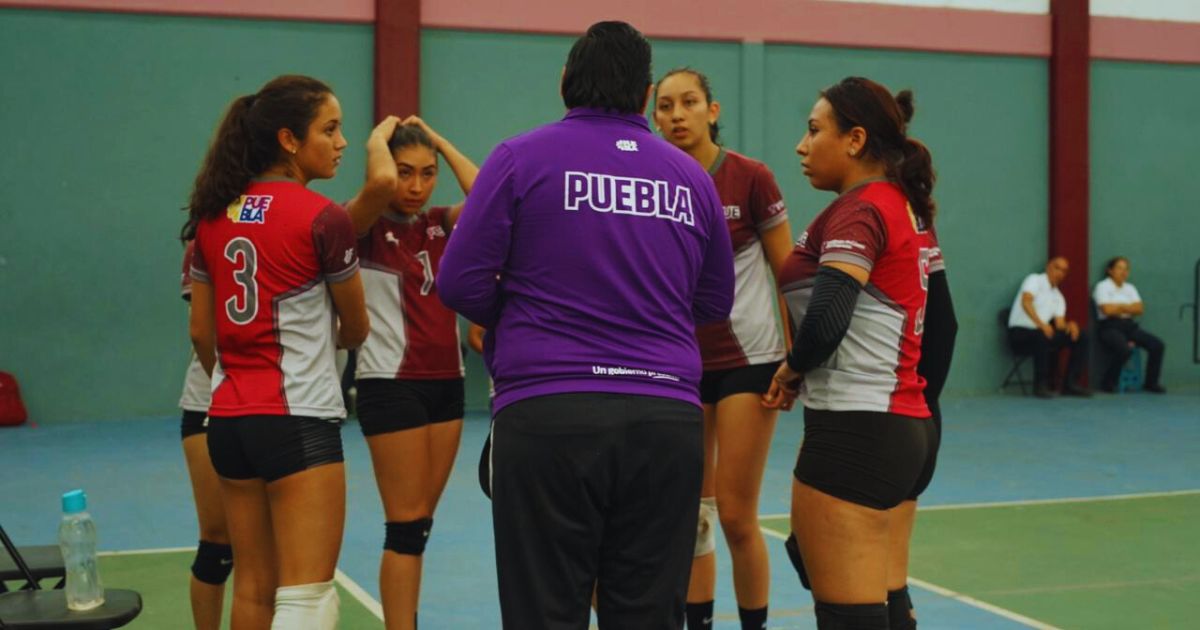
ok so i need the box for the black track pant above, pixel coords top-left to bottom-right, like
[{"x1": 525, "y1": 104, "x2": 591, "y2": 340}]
[
  {"x1": 1008, "y1": 327, "x2": 1089, "y2": 388},
  {"x1": 491, "y1": 392, "x2": 703, "y2": 630},
  {"x1": 1098, "y1": 319, "x2": 1165, "y2": 389}
]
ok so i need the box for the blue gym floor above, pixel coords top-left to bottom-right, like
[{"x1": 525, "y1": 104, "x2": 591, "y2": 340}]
[{"x1": 3, "y1": 392, "x2": 1197, "y2": 628}]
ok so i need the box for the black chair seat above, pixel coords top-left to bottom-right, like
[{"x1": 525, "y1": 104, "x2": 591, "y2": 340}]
[
  {"x1": 0, "y1": 546, "x2": 65, "y2": 583},
  {"x1": 0, "y1": 588, "x2": 142, "y2": 629}
]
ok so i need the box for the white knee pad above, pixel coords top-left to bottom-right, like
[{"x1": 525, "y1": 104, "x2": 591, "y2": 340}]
[
  {"x1": 694, "y1": 496, "x2": 718, "y2": 557},
  {"x1": 272, "y1": 580, "x2": 339, "y2": 630}
]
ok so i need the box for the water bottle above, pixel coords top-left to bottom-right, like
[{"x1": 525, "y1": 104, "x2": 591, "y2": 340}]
[{"x1": 58, "y1": 489, "x2": 104, "y2": 610}]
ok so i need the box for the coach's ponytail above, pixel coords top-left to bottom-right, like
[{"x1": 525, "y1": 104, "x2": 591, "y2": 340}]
[{"x1": 181, "y1": 75, "x2": 333, "y2": 241}]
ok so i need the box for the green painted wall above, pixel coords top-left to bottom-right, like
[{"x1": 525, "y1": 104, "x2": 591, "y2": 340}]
[
  {"x1": 15, "y1": 15, "x2": 1179, "y2": 423},
  {"x1": 1091, "y1": 61, "x2": 1200, "y2": 389},
  {"x1": 0, "y1": 9, "x2": 373, "y2": 423}
]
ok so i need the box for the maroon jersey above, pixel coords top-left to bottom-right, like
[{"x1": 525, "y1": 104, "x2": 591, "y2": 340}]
[
  {"x1": 355, "y1": 207, "x2": 463, "y2": 380},
  {"x1": 190, "y1": 180, "x2": 359, "y2": 418},
  {"x1": 695, "y1": 149, "x2": 788, "y2": 370},
  {"x1": 779, "y1": 180, "x2": 932, "y2": 418}
]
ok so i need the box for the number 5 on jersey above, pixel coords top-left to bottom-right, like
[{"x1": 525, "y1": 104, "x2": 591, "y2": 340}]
[{"x1": 914, "y1": 247, "x2": 933, "y2": 336}]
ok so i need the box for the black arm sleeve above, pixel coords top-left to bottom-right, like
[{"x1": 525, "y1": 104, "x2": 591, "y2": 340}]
[
  {"x1": 918, "y1": 269, "x2": 958, "y2": 415},
  {"x1": 786, "y1": 266, "x2": 862, "y2": 373}
]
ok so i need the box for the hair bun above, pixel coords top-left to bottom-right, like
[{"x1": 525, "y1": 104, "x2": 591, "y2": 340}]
[{"x1": 894, "y1": 89, "x2": 915, "y2": 124}]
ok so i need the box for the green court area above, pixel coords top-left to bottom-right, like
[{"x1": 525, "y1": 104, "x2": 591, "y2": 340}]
[
  {"x1": 97, "y1": 550, "x2": 381, "y2": 628},
  {"x1": 761, "y1": 492, "x2": 1200, "y2": 629}
]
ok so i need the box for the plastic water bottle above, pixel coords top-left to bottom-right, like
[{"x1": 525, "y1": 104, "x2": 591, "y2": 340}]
[{"x1": 58, "y1": 489, "x2": 104, "y2": 610}]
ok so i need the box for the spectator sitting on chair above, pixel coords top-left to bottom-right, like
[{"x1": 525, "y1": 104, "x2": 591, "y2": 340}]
[
  {"x1": 1007, "y1": 257, "x2": 1091, "y2": 398},
  {"x1": 1094, "y1": 256, "x2": 1166, "y2": 393}
]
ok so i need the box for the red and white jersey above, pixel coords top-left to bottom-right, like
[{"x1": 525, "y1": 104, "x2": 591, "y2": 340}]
[
  {"x1": 355, "y1": 206, "x2": 463, "y2": 380},
  {"x1": 179, "y1": 241, "x2": 211, "y2": 413},
  {"x1": 695, "y1": 150, "x2": 788, "y2": 370},
  {"x1": 779, "y1": 181, "x2": 933, "y2": 418},
  {"x1": 190, "y1": 180, "x2": 360, "y2": 418}
]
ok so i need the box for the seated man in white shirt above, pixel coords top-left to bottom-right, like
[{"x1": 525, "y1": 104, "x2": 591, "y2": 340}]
[
  {"x1": 1007, "y1": 257, "x2": 1091, "y2": 398},
  {"x1": 1094, "y1": 256, "x2": 1166, "y2": 393}
]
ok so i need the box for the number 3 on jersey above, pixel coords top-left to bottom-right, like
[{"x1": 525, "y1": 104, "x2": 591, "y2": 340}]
[
  {"x1": 225, "y1": 237, "x2": 258, "y2": 325},
  {"x1": 914, "y1": 247, "x2": 933, "y2": 336}
]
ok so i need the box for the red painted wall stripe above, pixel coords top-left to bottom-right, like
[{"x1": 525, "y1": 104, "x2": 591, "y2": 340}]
[
  {"x1": 1048, "y1": 0, "x2": 1089, "y2": 351},
  {"x1": 0, "y1": 0, "x2": 372, "y2": 22},
  {"x1": 1092, "y1": 16, "x2": 1200, "y2": 65},
  {"x1": 422, "y1": 0, "x2": 1051, "y2": 57},
  {"x1": 4, "y1": 0, "x2": 1200, "y2": 64}
]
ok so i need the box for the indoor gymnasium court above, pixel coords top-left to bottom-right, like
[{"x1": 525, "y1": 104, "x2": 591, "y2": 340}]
[{"x1": 2, "y1": 1, "x2": 1197, "y2": 629}]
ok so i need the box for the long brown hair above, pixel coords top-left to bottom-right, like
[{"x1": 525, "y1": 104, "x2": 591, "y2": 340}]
[
  {"x1": 181, "y1": 75, "x2": 333, "y2": 241},
  {"x1": 822, "y1": 77, "x2": 937, "y2": 225}
]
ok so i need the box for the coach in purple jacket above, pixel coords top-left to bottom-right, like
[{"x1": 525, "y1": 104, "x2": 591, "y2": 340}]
[{"x1": 439, "y1": 21, "x2": 734, "y2": 630}]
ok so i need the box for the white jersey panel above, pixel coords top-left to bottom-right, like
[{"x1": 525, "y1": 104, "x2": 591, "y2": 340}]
[
  {"x1": 356, "y1": 265, "x2": 408, "y2": 379},
  {"x1": 275, "y1": 282, "x2": 346, "y2": 418},
  {"x1": 729, "y1": 243, "x2": 785, "y2": 365},
  {"x1": 786, "y1": 283, "x2": 905, "y2": 412},
  {"x1": 178, "y1": 353, "x2": 211, "y2": 412}
]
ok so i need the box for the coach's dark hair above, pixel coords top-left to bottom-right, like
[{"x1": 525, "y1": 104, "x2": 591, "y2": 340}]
[
  {"x1": 1104, "y1": 256, "x2": 1128, "y2": 277},
  {"x1": 182, "y1": 75, "x2": 333, "y2": 241},
  {"x1": 562, "y1": 21, "x2": 652, "y2": 114},
  {"x1": 822, "y1": 77, "x2": 937, "y2": 225},
  {"x1": 388, "y1": 123, "x2": 435, "y2": 153},
  {"x1": 655, "y1": 67, "x2": 720, "y2": 143}
]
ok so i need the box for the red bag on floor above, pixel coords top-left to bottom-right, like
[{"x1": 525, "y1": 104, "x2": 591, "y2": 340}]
[{"x1": 0, "y1": 371, "x2": 29, "y2": 426}]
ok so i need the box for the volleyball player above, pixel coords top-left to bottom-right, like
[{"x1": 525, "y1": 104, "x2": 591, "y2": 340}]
[
  {"x1": 178, "y1": 240, "x2": 231, "y2": 630},
  {"x1": 439, "y1": 21, "x2": 734, "y2": 629},
  {"x1": 763, "y1": 77, "x2": 951, "y2": 630},
  {"x1": 654, "y1": 68, "x2": 792, "y2": 630},
  {"x1": 343, "y1": 114, "x2": 478, "y2": 630},
  {"x1": 184, "y1": 75, "x2": 369, "y2": 630}
]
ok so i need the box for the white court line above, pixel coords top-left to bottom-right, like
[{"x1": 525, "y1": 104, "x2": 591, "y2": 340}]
[
  {"x1": 916, "y1": 488, "x2": 1200, "y2": 511},
  {"x1": 758, "y1": 487, "x2": 1200, "y2": 520},
  {"x1": 97, "y1": 547, "x2": 384, "y2": 621},
  {"x1": 907, "y1": 577, "x2": 1064, "y2": 630},
  {"x1": 334, "y1": 568, "x2": 385, "y2": 621},
  {"x1": 758, "y1": 527, "x2": 1063, "y2": 630}
]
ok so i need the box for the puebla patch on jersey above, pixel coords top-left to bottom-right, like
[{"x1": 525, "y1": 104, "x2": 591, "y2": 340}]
[{"x1": 226, "y1": 195, "x2": 273, "y2": 224}]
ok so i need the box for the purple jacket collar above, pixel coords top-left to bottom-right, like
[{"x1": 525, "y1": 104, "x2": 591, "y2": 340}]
[{"x1": 564, "y1": 107, "x2": 651, "y2": 130}]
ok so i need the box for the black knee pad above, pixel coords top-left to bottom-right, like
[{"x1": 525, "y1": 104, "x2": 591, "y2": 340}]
[
  {"x1": 814, "y1": 601, "x2": 888, "y2": 629},
  {"x1": 384, "y1": 518, "x2": 433, "y2": 556},
  {"x1": 191, "y1": 540, "x2": 233, "y2": 585},
  {"x1": 784, "y1": 533, "x2": 811, "y2": 590},
  {"x1": 888, "y1": 586, "x2": 916, "y2": 630}
]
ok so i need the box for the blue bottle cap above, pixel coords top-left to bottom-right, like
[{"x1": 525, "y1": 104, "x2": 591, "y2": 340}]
[{"x1": 62, "y1": 489, "x2": 87, "y2": 514}]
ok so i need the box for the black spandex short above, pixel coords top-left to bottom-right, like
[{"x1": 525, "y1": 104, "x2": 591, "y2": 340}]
[
  {"x1": 207, "y1": 415, "x2": 343, "y2": 483},
  {"x1": 793, "y1": 408, "x2": 935, "y2": 510},
  {"x1": 908, "y1": 410, "x2": 942, "y2": 500},
  {"x1": 180, "y1": 410, "x2": 208, "y2": 440},
  {"x1": 698, "y1": 362, "x2": 779, "y2": 405},
  {"x1": 355, "y1": 378, "x2": 465, "y2": 437}
]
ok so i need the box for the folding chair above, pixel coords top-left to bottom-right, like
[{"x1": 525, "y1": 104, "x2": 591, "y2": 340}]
[
  {"x1": 0, "y1": 524, "x2": 141, "y2": 629},
  {"x1": 999, "y1": 307, "x2": 1033, "y2": 395},
  {"x1": 0, "y1": 544, "x2": 64, "y2": 591}
]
